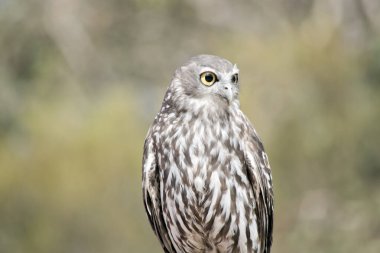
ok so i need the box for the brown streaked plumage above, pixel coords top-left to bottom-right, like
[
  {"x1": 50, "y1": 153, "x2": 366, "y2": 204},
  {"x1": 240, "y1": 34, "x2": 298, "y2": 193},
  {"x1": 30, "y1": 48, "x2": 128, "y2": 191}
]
[{"x1": 142, "y1": 55, "x2": 273, "y2": 253}]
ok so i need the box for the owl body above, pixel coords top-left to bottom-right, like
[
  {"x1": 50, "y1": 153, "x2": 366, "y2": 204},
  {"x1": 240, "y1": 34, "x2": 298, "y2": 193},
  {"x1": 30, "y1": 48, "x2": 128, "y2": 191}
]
[{"x1": 143, "y1": 55, "x2": 273, "y2": 253}]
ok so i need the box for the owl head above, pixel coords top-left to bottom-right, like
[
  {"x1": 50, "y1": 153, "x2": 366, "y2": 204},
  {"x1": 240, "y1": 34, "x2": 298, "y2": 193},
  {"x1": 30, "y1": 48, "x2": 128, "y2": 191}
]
[{"x1": 167, "y1": 55, "x2": 240, "y2": 112}]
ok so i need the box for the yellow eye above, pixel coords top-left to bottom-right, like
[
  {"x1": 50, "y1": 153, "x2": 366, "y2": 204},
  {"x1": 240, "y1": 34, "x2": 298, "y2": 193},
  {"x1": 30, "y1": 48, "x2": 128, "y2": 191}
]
[{"x1": 200, "y1": 72, "x2": 217, "y2": 86}]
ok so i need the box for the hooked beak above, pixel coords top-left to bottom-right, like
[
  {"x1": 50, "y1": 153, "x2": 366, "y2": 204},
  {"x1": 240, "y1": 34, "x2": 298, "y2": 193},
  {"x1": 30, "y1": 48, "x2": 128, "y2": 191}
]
[{"x1": 219, "y1": 82, "x2": 234, "y2": 103}]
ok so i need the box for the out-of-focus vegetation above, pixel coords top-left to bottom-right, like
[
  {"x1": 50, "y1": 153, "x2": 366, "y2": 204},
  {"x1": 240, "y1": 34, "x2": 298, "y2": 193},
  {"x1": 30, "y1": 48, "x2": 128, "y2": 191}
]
[{"x1": 0, "y1": 0, "x2": 380, "y2": 252}]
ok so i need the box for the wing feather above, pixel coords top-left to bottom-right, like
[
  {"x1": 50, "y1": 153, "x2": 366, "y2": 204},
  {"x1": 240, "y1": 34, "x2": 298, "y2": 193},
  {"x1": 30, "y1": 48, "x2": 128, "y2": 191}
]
[
  {"x1": 244, "y1": 127, "x2": 274, "y2": 253},
  {"x1": 142, "y1": 130, "x2": 176, "y2": 253}
]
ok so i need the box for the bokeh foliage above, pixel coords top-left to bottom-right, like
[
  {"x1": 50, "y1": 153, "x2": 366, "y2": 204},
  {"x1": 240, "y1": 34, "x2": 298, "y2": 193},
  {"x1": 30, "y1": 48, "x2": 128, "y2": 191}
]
[{"x1": 0, "y1": 0, "x2": 380, "y2": 252}]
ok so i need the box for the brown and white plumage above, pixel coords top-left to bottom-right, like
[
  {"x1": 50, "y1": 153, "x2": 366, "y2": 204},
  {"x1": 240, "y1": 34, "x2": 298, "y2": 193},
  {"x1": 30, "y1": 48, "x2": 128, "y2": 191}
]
[{"x1": 142, "y1": 55, "x2": 273, "y2": 253}]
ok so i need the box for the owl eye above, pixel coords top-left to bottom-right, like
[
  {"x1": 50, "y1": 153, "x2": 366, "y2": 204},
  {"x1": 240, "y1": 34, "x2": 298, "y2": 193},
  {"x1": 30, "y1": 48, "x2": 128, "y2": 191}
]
[
  {"x1": 231, "y1": 74, "x2": 238, "y2": 84},
  {"x1": 200, "y1": 72, "x2": 217, "y2": 86}
]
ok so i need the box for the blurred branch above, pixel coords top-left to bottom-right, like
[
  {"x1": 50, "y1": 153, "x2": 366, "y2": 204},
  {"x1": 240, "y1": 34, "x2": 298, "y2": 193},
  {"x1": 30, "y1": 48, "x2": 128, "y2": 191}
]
[
  {"x1": 340, "y1": 0, "x2": 374, "y2": 47},
  {"x1": 43, "y1": 0, "x2": 105, "y2": 84}
]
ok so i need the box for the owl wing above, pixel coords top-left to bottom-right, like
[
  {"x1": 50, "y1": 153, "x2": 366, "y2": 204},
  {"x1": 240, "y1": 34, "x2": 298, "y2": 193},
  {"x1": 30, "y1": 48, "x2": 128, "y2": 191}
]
[
  {"x1": 142, "y1": 129, "x2": 176, "y2": 253},
  {"x1": 243, "y1": 126, "x2": 274, "y2": 253}
]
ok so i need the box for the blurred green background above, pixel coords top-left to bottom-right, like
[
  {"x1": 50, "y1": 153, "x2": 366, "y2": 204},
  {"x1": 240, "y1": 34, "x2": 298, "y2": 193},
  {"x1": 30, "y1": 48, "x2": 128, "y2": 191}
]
[{"x1": 1, "y1": 0, "x2": 380, "y2": 252}]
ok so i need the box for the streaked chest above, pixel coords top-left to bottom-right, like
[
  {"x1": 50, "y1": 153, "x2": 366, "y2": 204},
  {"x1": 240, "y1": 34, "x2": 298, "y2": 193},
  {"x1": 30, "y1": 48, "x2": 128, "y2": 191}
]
[{"x1": 153, "y1": 110, "x2": 248, "y2": 190}]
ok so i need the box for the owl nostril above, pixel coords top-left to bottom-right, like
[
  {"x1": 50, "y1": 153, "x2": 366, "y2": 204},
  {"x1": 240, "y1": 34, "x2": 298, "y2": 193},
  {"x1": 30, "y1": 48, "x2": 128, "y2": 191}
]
[{"x1": 224, "y1": 86, "x2": 229, "y2": 90}]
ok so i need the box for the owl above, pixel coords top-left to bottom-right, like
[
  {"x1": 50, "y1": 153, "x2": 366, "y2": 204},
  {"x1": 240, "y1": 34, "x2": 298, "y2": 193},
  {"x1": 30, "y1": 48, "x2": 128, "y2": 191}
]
[{"x1": 142, "y1": 55, "x2": 273, "y2": 253}]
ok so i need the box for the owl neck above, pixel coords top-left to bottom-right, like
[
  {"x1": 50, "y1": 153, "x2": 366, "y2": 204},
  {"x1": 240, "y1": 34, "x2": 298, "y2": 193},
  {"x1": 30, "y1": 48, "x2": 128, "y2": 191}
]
[{"x1": 168, "y1": 98, "x2": 239, "y2": 122}]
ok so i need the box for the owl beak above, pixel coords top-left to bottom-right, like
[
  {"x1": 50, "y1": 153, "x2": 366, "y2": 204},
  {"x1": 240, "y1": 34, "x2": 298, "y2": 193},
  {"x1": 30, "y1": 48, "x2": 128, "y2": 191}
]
[{"x1": 221, "y1": 83, "x2": 234, "y2": 103}]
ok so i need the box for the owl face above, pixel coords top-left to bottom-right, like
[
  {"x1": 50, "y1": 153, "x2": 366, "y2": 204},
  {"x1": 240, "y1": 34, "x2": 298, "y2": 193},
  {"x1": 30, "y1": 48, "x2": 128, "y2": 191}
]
[{"x1": 171, "y1": 55, "x2": 240, "y2": 107}]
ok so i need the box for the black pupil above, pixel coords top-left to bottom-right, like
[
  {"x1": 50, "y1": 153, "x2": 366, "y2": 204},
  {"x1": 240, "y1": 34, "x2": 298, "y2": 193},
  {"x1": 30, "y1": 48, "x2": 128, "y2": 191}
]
[
  {"x1": 205, "y1": 73, "x2": 214, "y2": 82},
  {"x1": 232, "y1": 74, "x2": 238, "y2": 83}
]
